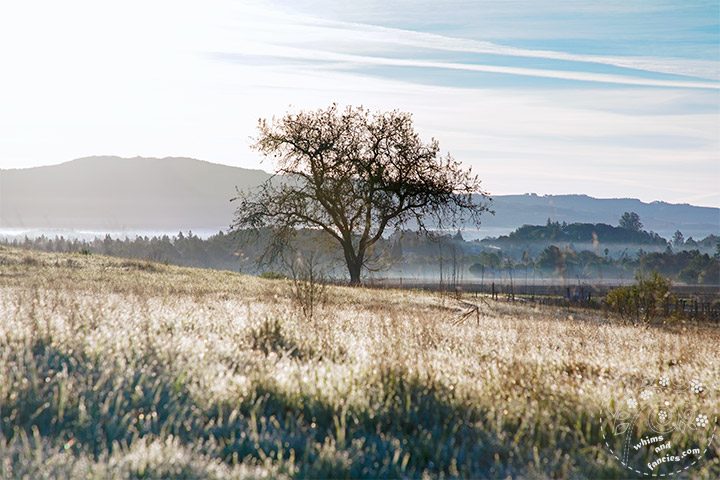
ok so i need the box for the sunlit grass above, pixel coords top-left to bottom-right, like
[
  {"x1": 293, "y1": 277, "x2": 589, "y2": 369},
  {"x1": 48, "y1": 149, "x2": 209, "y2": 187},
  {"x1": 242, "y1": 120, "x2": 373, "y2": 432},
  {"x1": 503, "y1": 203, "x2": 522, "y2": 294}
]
[{"x1": 0, "y1": 246, "x2": 718, "y2": 478}]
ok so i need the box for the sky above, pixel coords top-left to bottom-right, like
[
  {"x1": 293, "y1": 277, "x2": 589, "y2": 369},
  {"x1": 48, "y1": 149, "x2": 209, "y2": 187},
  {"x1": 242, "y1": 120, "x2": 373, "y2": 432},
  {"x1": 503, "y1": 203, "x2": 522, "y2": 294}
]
[{"x1": 0, "y1": 0, "x2": 719, "y2": 206}]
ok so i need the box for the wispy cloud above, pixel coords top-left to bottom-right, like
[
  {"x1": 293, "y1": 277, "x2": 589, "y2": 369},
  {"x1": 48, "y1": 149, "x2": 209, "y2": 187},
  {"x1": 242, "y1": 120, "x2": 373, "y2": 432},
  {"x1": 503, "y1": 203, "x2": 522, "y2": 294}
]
[
  {"x1": 216, "y1": 45, "x2": 719, "y2": 90},
  {"x1": 287, "y1": 16, "x2": 720, "y2": 81},
  {"x1": 217, "y1": 4, "x2": 719, "y2": 91},
  {"x1": 0, "y1": 0, "x2": 718, "y2": 206}
]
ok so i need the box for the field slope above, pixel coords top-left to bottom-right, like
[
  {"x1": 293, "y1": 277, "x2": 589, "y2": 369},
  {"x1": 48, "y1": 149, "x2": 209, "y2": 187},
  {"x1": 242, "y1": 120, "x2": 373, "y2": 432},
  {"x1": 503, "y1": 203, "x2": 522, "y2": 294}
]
[{"x1": 0, "y1": 246, "x2": 718, "y2": 479}]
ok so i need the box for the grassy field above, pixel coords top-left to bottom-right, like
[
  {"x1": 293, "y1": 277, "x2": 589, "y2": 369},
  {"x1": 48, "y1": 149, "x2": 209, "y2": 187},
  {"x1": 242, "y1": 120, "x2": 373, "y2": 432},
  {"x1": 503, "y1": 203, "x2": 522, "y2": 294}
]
[{"x1": 0, "y1": 246, "x2": 718, "y2": 479}]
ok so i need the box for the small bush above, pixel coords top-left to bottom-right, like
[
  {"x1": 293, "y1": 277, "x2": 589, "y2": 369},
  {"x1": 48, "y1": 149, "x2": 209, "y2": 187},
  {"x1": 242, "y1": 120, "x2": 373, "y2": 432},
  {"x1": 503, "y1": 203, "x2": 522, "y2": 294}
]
[
  {"x1": 259, "y1": 271, "x2": 287, "y2": 280},
  {"x1": 119, "y1": 260, "x2": 163, "y2": 273},
  {"x1": 605, "y1": 271, "x2": 673, "y2": 323},
  {"x1": 65, "y1": 259, "x2": 80, "y2": 269},
  {"x1": 248, "y1": 318, "x2": 296, "y2": 355},
  {"x1": 20, "y1": 256, "x2": 40, "y2": 266},
  {"x1": 287, "y1": 252, "x2": 328, "y2": 320}
]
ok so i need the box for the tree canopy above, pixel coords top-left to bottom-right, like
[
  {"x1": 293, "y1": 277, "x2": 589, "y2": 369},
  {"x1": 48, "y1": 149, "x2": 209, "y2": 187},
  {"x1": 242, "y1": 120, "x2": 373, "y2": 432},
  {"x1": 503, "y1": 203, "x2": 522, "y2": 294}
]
[
  {"x1": 232, "y1": 104, "x2": 490, "y2": 284},
  {"x1": 619, "y1": 211, "x2": 643, "y2": 231}
]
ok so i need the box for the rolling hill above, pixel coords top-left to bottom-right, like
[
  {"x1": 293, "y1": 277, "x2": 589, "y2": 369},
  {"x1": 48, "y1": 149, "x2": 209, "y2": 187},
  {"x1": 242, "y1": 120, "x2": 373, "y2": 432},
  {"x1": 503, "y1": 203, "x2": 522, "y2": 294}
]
[
  {"x1": 1, "y1": 156, "x2": 718, "y2": 239},
  {"x1": 0, "y1": 156, "x2": 270, "y2": 231},
  {"x1": 480, "y1": 193, "x2": 719, "y2": 240}
]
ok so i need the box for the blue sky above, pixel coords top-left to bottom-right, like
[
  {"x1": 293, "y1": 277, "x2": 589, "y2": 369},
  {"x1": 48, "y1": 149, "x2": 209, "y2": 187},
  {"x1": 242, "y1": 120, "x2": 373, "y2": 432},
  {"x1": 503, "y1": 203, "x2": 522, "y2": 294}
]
[{"x1": 0, "y1": 0, "x2": 718, "y2": 206}]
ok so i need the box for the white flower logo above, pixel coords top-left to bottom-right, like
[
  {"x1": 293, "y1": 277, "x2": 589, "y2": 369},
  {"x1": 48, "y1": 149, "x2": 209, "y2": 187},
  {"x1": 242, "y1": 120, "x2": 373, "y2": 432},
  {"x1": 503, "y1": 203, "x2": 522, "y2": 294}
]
[
  {"x1": 602, "y1": 376, "x2": 714, "y2": 476},
  {"x1": 695, "y1": 414, "x2": 709, "y2": 428},
  {"x1": 691, "y1": 379, "x2": 704, "y2": 395}
]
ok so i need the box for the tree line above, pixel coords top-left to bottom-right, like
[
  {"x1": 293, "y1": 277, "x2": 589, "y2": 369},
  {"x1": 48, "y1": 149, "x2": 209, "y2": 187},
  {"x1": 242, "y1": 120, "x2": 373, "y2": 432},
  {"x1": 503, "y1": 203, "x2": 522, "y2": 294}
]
[{"x1": 2, "y1": 226, "x2": 718, "y2": 284}]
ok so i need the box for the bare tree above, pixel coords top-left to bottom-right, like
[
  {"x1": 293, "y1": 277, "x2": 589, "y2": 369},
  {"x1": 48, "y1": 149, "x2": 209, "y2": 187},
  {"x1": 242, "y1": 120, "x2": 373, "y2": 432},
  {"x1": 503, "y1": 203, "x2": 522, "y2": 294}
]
[
  {"x1": 233, "y1": 104, "x2": 490, "y2": 285},
  {"x1": 285, "y1": 250, "x2": 328, "y2": 320}
]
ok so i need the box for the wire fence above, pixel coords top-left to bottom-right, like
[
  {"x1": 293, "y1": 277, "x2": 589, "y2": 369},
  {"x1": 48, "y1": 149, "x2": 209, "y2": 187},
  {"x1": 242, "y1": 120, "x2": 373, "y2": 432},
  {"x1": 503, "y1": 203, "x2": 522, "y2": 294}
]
[{"x1": 354, "y1": 278, "x2": 720, "y2": 322}]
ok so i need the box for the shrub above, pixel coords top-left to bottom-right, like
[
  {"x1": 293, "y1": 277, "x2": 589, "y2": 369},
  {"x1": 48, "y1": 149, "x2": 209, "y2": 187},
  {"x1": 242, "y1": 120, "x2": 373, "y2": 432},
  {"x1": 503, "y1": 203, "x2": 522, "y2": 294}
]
[
  {"x1": 259, "y1": 271, "x2": 287, "y2": 280},
  {"x1": 605, "y1": 271, "x2": 672, "y2": 323},
  {"x1": 119, "y1": 260, "x2": 163, "y2": 273},
  {"x1": 287, "y1": 252, "x2": 327, "y2": 320},
  {"x1": 20, "y1": 256, "x2": 40, "y2": 266},
  {"x1": 248, "y1": 317, "x2": 298, "y2": 356}
]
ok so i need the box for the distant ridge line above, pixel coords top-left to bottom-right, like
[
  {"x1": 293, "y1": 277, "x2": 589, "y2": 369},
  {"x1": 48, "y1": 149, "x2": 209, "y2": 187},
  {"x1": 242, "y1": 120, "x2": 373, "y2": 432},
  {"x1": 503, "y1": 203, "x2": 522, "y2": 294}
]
[{"x1": 1, "y1": 156, "x2": 718, "y2": 238}]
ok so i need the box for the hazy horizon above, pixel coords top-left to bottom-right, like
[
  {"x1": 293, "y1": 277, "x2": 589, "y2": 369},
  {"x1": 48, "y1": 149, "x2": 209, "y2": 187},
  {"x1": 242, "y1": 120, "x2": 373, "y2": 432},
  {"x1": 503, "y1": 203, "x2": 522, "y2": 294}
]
[
  {"x1": 2, "y1": 156, "x2": 717, "y2": 241},
  {"x1": 3, "y1": 154, "x2": 720, "y2": 209}
]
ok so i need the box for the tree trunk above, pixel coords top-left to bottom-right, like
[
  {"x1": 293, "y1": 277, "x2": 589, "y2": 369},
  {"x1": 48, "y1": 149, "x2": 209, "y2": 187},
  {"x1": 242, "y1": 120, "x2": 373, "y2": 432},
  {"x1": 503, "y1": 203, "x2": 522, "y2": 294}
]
[
  {"x1": 348, "y1": 261, "x2": 362, "y2": 285},
  {"x1": 343, "y1": 243, "x2": 363, "y2": 286}
]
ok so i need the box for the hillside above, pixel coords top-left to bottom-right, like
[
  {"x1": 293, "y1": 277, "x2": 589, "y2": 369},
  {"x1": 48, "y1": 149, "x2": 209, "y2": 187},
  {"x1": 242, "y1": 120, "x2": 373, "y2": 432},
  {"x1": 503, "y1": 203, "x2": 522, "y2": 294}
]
[
  {"x1": 483, "y1": 194, "x2": 719, "y2": 240},
  {"x1": 1, "y1": 156, "x2": 718, "y2": 238},
  {"x1": 492, "y1": 221, "x2": 669, "y2": 245},
  {"x1": 0, "y1": 156, "x2": 270, "y2": 231},
  {"x1": 1, "y1": 246, "x2": 718, "y2": 477}
]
